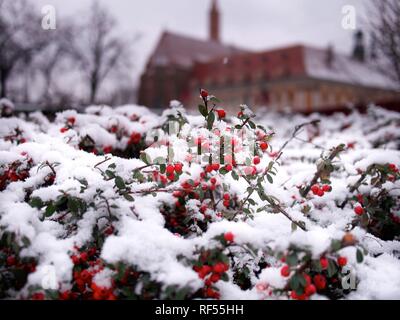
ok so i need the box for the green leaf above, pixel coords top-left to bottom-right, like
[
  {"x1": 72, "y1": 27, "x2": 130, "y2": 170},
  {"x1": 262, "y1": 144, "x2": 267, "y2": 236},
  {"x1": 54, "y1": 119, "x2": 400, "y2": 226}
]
[
  {"x1": 123, "y1": 194, "x2": 134, "y2": 202},
  {"x1": 248, "y1": 121, "x2": 256, "y2": 129},
  {"x1": 209, "y1": 96, "x2": 221, "y2": 104},
  {"x1": 30, "y1": 197, "x2": 43, "y2": 208},
  {"x1": 22, "y1": 236, "x2": 31, "y2": 247},
  {"x1": 45, "y1": 203, "x2": 56, "y2": 217},
  {"x1": 327, "y1": 259, "x2": 338, "y2": 277},
  {"x1": 267, "y1": 174, "x2": 273, "y2": 184},
  {"x1": 140, "y1": 152, "x2": 150, "y2": 165},
  {"x1": 105, "y1": 170, "x2": 115, "y2": 178},
  {"x1": 108, "y1": 163, "x2": 116, "y2": 169},
  {"x1": 207, "y1": 111, "x2": 215, "y2": 130},
  {"x1": 153, "y1": 157, "x2": 166, "y2": 164},
  {"x1": 356, "y1": 248, "x2": 364, "y2": 263},
  {"x1": 286, "y1": 253, "x2": 298, "y2": 266},
  {"x1": 331, "y1": 239, "x2": 342, "y2": 252},
  {"x1": 289, "y1": 275, "x2": 300, "y2": 291},
  {"x1": 67, "y1": 198, "x2": 79, "y2": 214},
  {"x1": 231, "y1": 171, "x2": 239, "y2": 181},
  {"x1": 198, "y1": 104, "x2": 208, "y2": 117},
  {"x1": 159, "y1": 164, "x2": 166, "y2": 174},
  {"x1": 115, "y1": 176, "x2": 126, "y2": 190}
]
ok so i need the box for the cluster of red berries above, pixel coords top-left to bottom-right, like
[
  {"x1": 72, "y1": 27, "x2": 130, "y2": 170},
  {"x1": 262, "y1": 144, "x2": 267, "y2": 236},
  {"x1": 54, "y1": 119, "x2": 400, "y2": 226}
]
[
  {"x1": 388, "y1": 163, "x2": 398, "y2": 173},
  {"x1": 281, "y1": 254, "x2": 347, "y2": 300},
  {"x1": 2, "y1": 251, "x2": 36, "y2": 273},
  {"x1": 223, "y1": 193, "x2": 231, "y2": 208},
  {"x1": 387, "y1": 163, "x2": 399, "y2": 182},
  {"x1": 152, "y1": 163, "x2": 184, "y2": 185},
  {"x1": 60, "y1": 116, "x2": 76, "y2": 133},
  {"x1": 194, "y1": 244, "x2": 233, "y2": 299},
  {"x1": 1, "y1": 156, "x2": 32, "y2": 191},
  {"x1": 311, "y1": 184, "x2": 332, "y2": 197},
  {"x1": 205, "y1": 163, "x2": 220, "y2": 173},
  {"x1": 64, "y1": 246, "x2": 116, "y2": 300},
  {"x1": 166, "y1": 163, "x2": 183, "y2": 181}
]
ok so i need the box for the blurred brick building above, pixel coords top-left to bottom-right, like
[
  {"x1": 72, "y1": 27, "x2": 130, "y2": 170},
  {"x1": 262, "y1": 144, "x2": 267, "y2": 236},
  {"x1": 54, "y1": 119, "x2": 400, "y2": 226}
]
[{"x1": 138, "y1": 0, "x2": 399, "y2": 112}]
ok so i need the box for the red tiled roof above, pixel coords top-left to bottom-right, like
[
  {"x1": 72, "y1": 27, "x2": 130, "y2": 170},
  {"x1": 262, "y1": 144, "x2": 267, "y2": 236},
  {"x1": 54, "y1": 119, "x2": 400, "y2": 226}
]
[
  {"x1": 147, "y1": 31, "x2": 247, "y2": 69},
  {"x1": 192, "y1": 44, "x2": 397, "y2": 91}
]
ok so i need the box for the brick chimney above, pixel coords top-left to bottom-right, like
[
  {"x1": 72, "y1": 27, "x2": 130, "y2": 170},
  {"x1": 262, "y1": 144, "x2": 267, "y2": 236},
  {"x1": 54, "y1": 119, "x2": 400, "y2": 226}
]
[{"x1": 209, "y1": 0, "x2": 220, "y2": 42}]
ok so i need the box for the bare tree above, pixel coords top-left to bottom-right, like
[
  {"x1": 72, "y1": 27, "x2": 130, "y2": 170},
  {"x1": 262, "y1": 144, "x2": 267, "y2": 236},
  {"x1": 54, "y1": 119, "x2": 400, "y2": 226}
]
[
  {"x1": 75, "y1": 2, "x2": 132, "y2": 104},
  {"x1": 35, "y1": 20, "x2": 79, "y2": 106},
  {"x1": 0, "y1": 0, "x2": 49, "y2": 99},
  {"x1": 367, "y1": 0, "x2": 400, "y2": 87}
]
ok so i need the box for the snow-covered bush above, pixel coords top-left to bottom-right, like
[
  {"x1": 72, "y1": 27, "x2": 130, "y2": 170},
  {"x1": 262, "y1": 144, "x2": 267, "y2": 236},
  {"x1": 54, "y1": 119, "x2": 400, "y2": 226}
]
[{"x1": 0, "y1": 91, "x2": 399, "y2": 300}]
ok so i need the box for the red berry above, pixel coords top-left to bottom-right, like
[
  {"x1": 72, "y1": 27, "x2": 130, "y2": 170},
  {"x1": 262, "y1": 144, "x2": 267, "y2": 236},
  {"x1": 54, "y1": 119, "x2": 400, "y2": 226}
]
[
  {"x1": 210, "y1": 273, "x2": 220, "y2": 283},
  {"x1": 290, "y1": 291, "x2": 307, "y2": 300},
  {"x1": 317, "y1": 189, "x2": 325, "y2": 197},
  {"x1": 311, "y1": 184, "x2": 320, "y2": 195},
  {"x1": 354, "y1": 206, "x2": 364, "y2": 216},
  {"x1": 260, "y1": 142, "x2": 268, "y2": 151},
  {"x1": 388, "y1": 163, "x2": 398, "y2": 172},
  {"x1": 210, "y1": 177, "x2": 217, "y2": 185},
  {"x1": 103, "y1": 146, "x2": 112, "y2": 154},
  {"x1": 237, "y1": 111, "x2": 244, "y2": 117},
  {"x1": 322, "y1": 185, "x2": 332, "y2": 192},
  {"x1": 224, "y1": 232, "x2": 234, "y2": 243},
  {"x1": 80, "y1": 270, "x2": 91, "y2": 282},
  {"x1": 167, "y1": 173, "x2": 175, "y2": 181},
  {"x1": 6, "y1": 255, "x2": 16, "y2": 266},
  {"x1": 166, "y1": 165, "x2": 175, "y2": 175},
  {"x1": 253, "y1": 156, "x2": 261, "y2": 165},
  {"x1": 200, "y1": 89, "x2": 209, "y2": 98},
  {"x1": 59, "y1": 291, "x2": 70, "y2": 300},
  {"x1": 71, "y1": 255, "x2": 80, "y2": 265},
  {"x1": 32, "y1": 292, "x2": 45, "y2": 300},
  {"x1": 211, "y1": 163, "x2": 220, "y2": 171},
  {"x1": 303, "y1": 274, "x2": 312, "y2": 286},
  {"x1": 225, "y1": 164, "x2": 233, "y2": 172},
  {"x1": 174, "y1": 163, "x2": 183, "y2": 173},
  {"x1": 320, "y1": 257, "x2": 328, "y2": 270},
  {"x1": 205, "y1": 165, "x2": 213, "y2": 173},
  {"x1": 216, "y1": 109, "x2": 226, "y2": 119},
  {"x1": 313, "y1": 274, "x2": 326, "y2": 290},
  {"x1": 280, "y1": 265, "x2": 290, "y2": 277},
  {"x1": 337, "y1": 256, "x2": 347, "y2": 267},
  {"x1": 223, "y1": 200, "x2": 230, "y2": 207},
  {"x1": 105, "y1": 226, "x2": 114, "y2": 235},
  {"x1": 80, "y1": 252, "x2": 88, "y2": 263},
  {"x1": 67, "y1": 117, "x2": 76, "y2": 125},
  {"x1": 130, "y1": 132, "x2": 141, "y2": 144},
  {"x1": 223, "y1": 194, "x2": 230, "y2": 201},
  {"x1": 60, "y1": 127, "x2": 69, "y2": 133},
  {"x1": 305, "y1": 284, "x2": 316, "y2": 296},
  {"x1": 213, "y1": 263, "x2": 226, "y2": 274}
]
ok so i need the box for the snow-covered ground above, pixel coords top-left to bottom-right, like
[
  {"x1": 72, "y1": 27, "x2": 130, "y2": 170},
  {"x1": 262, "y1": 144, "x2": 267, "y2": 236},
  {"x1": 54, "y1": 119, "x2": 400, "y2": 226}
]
[{"x1": 0, "y1": 101, "x2": 399, "y2": 300}]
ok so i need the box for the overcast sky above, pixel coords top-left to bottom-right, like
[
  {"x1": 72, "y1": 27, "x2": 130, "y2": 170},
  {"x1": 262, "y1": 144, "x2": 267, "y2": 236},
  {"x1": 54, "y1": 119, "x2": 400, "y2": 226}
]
[{"x1": 30, "y1": 0, "x2": 367, "y2": 85}]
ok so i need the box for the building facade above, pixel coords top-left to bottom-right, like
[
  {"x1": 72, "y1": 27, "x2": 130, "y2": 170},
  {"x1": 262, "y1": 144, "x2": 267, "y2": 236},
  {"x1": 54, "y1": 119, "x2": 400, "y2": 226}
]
[{"x1": 138, "y1": 0, "x2": 399, "y2": 112}]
